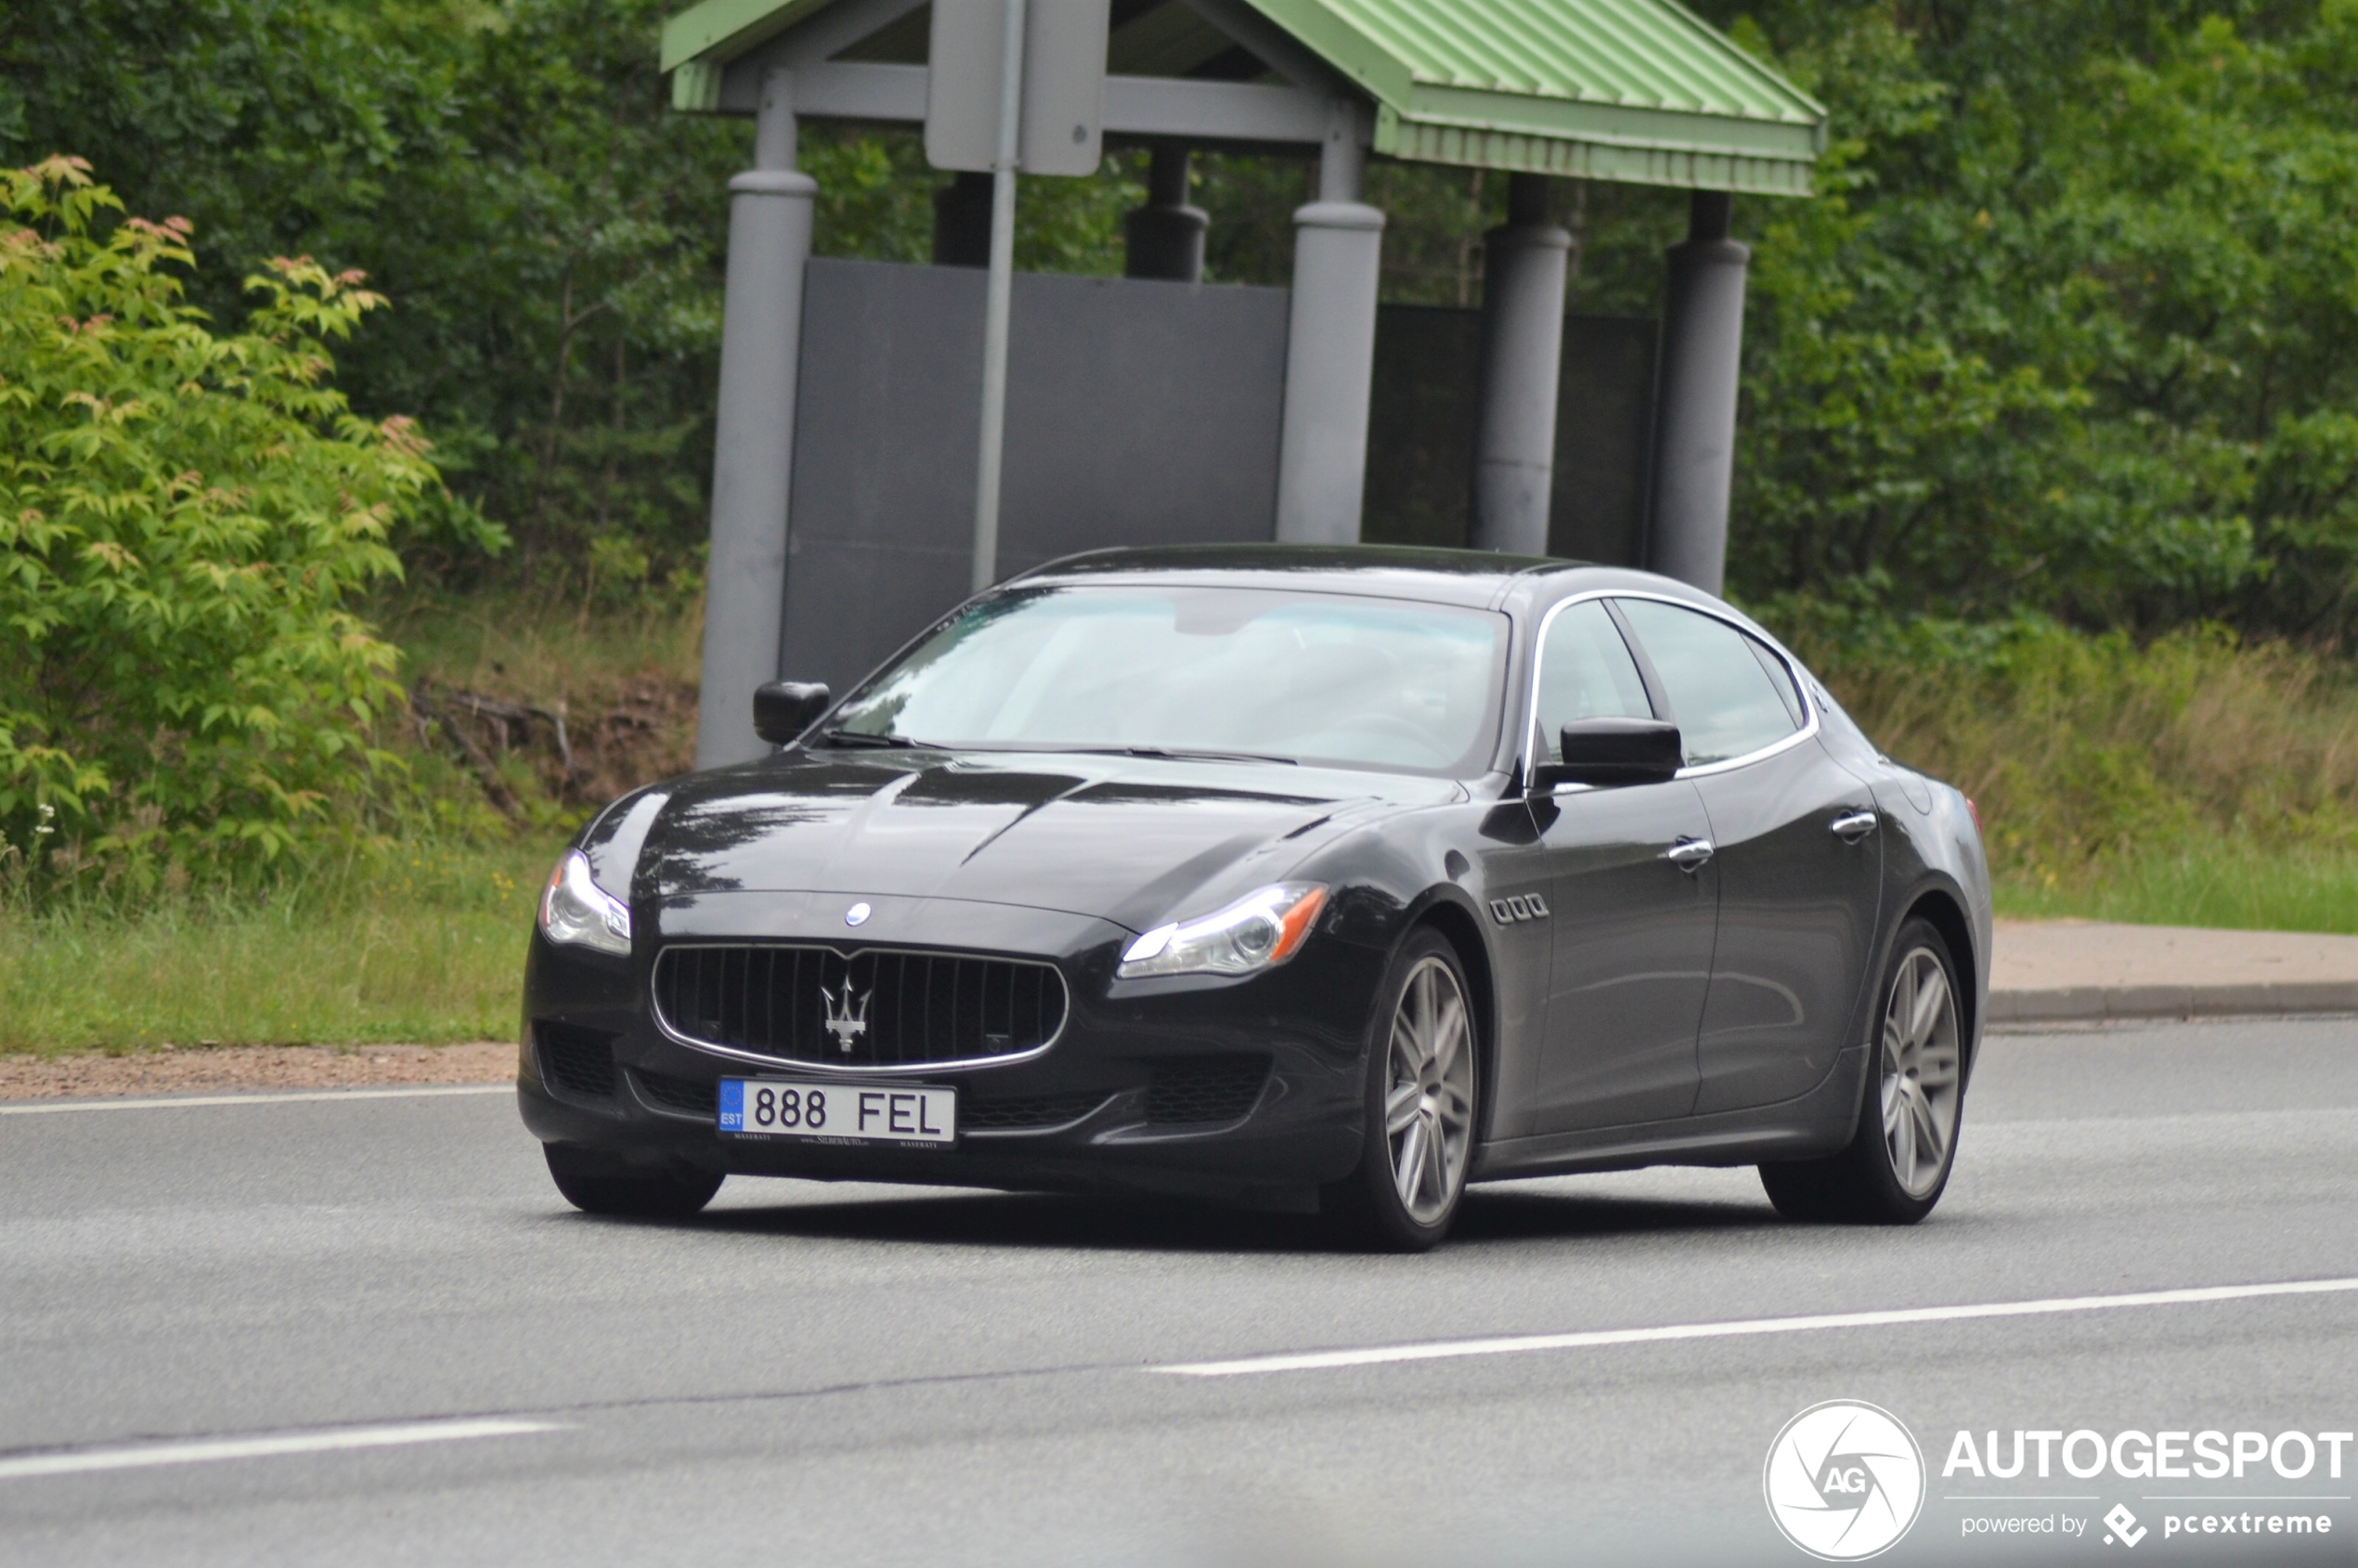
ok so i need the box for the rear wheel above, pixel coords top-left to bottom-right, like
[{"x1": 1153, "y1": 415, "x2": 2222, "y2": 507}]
[
  {"x1": 1326, "y1": 928, "x2": 1480, "y2": 1251},
  {"x1": 543, "y1": 1144, "x2": 722, "y2": 1218},
  {"x1": 1759, "y1": 917, "x2": 1964, "y2": 1225}
]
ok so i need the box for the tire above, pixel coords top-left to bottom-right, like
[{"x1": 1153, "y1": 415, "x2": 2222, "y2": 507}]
[
  {"x1": 1759, "y1": 917, "x2": 1966, "y2": 1225},
  {"x1": 543, "y1": 1143, "x2": 723, "y2": 1218},
  {"x1": 1324, "y1": 927, "x2": 1481, "y2": 1252}
]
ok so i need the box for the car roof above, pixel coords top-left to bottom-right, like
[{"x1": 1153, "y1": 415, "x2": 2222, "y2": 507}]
[{"x1": 1010, "y1": 543, "x2": 1668, "y2": 611}]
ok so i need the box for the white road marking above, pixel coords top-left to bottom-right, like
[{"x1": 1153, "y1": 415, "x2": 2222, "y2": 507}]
[
  {"x1": 1152, "y1": 1276, "x2": 2358, "y2": 1377},
  {"x1": 0, "y1": 1418, "x2": 561, "y2": 1481},
  {"x1": 0, "y1": 1085, "x2": 511, "y2": 1115}
]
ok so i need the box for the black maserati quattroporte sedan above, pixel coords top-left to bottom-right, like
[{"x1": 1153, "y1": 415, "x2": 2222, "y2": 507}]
[{"x1": 519, "y1": 546, "x2": 1990, "y2": 1249}]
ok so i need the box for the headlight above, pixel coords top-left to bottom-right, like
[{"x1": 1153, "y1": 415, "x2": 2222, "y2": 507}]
[
  {"x1": 1118, "y1": 883, "x2": 1327, "y2": 979},
  {"x1": 538, "y1": 849, "x2": 631, "y2": 957}
]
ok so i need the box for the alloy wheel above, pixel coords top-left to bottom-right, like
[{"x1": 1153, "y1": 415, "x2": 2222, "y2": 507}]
[
  {"x1": 1879, "y1": 946, "x2": 1962, "y2": 1199},
  {"x1": 1383, "y1": 955, "x2": 1476, "y2": 1225}
]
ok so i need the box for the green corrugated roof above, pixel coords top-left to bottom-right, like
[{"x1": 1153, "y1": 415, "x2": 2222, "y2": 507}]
[
  {"x1": 1248, "y1": 0, "x2": 1824, "y2": 191},
  {"x1": 661, "y1": 0, "x2": 1826, "y2": 194},
  {"x1": 1272, "y1": 0, "x2": 1817, "y2": 123}
]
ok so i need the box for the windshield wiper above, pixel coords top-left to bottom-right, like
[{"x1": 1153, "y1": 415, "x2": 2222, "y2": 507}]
[
  {"x1": 812, "y1": 729, "x2": 926, "y2": 750},
  {"x1": 1095, "y1": 745, "x2": 1298, "y2": 766}
]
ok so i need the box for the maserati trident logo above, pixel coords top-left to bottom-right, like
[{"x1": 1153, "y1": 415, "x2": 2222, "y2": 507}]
[{"x1": 823, "y1": 982, "x2": 871, "y2": 1052}]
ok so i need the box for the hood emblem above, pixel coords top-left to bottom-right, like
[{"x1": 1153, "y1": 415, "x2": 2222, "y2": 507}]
[
  {"x1": 823, "y1": 983, "x2": 871, "y2": 1052},
  {"x1": 844, "y1": 901, "x2": 872, "y2": 927}
]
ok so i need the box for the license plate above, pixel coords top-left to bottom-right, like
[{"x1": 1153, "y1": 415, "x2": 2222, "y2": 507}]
[{"x1": 718, "y1": 1079, "x2": 956, "y2": 1145}]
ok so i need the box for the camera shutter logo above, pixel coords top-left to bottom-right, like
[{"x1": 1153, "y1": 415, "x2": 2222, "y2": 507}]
[{"x1": 1763, "y1": 1401, "x2": 1925, "y2": 1561}]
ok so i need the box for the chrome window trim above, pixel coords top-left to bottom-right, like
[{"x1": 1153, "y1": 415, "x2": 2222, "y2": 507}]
[
  {"x1": 1522, "y1": 589, "x2": 1820, "y2": 789},
  {"x1": 650, "y1": 941, "x2": 1071, "y2": 1074}
]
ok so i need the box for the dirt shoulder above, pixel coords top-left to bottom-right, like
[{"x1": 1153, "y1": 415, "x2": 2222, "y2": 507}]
[{"x1": 0, "y1": 1043, "x2": 515, "y2": 1101}]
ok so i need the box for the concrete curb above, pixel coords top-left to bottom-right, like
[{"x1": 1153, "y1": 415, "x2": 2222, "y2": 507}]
[{"x1": 1989, "y1": 982, "x2": 2358, "y2": 1025}]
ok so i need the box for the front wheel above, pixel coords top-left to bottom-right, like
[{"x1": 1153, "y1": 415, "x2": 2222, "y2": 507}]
[
  {"x1": 1325, "y1": 928, "x2": 1481, "y2": 1251},
  {"x1": 544, "y1": 1144, "x2": 723, "y2": 1218},
  {"x1": 1759, "y1": 917, "x2": 1965, "y2": 1225}
]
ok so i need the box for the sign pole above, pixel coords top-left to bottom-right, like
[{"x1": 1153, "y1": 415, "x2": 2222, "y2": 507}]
[{"x1": 970, "y1": 0, "x2": 1029, "y2": 594}]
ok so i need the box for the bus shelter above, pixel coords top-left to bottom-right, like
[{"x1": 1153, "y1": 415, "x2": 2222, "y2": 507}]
[{"x1": 659, "y1": 0, "x2": 1825, "y2": 763}]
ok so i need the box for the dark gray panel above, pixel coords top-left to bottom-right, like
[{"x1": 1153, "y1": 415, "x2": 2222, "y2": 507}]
[
  {"x1": 1364, "y1": 305, "x2": 1482, "y2": 551},
  {"x1": 1001, "y1": 270, "x2": 1289, "y2": 570},
  {"x1": 1363, "y1": 304, "x2": 1657, "y2": 568},
  {"x1": 1551, "y1": 314, "x2": 1659, "y2": 569},
  {"x1": 781, "y1": 258, "x2": 1288, "y2": 695}
]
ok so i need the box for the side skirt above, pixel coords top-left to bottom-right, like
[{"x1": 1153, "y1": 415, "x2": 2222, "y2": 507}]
[{"x1": 1470, "y1": 1042, "x2": 1868, "y2": 1180}]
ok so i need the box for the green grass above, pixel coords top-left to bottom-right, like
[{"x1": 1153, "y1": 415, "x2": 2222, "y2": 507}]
[
  {"x1": 0, "y1": 838, "x2": 561, "y2": 1054},
  {"x1": 376, "y1": 579, "x2": 701, "y2": 703},
  {"x1": 1994, "y1": 843, "x2": 2358, "y2": 933}
]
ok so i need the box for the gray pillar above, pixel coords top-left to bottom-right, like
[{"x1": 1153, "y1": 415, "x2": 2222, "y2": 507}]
[
  {"x1": 1124, "y1": 145, "x2": 1206, "y2": 282},
  {"x1": 1646, "y1": 190, "x2": 1749, "y2": 595},
  {"x1": 694, "y1": 72, "x2": 817, "y2": 770},
  {"x1": 1274, "y1": 117, "x2": 1382, "y2": 546},
  {"x1": 932, "y1": 171, "x2": 992, "y2": 268},
  {"x1": 1469, "y1": 173, "x2": 1572, "y2": 557}
]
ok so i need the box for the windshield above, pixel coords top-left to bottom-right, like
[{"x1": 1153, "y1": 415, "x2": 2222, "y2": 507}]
[{"x1": 825, "y1": 585, "x2": 1508, "y2": 775}]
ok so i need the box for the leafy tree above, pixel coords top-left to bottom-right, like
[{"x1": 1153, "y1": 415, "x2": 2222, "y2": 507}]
[
  {"x1": 0, "y1": 158, "x2": 439, "y2": 886},
  {"x1": 1682, "y1": 0, "x2": 2358, "y2": 634}
]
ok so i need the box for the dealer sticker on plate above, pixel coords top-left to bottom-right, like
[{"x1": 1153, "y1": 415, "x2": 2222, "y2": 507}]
[{"x1": 718, "y1": 1079, "x2": 956, "y2": 1145}]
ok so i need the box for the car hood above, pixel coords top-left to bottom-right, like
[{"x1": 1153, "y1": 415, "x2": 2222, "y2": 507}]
[{"x1": 623, "y1": 749, "x2": 1458, "y2": 934}]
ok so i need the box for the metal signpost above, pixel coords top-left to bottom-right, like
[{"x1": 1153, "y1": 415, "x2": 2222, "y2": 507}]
[{"x1": 926, "y1": 0, "x2": 1108, "y2": 594}]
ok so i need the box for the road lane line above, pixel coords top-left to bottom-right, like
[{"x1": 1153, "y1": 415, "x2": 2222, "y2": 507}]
[
  {"x1": 0, "y1": 1085, "x2": 511, "y2": 1115},
  {"x1": 0, "y1": 1418, "x2": 561, "y2": 1481},
  {"x1": 1152, "y1": 1276, "x2": 2358, "y2": 1377}
]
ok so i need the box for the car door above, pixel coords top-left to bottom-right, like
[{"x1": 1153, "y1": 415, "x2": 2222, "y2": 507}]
[
  {"x1": 1612, "y1": 598, "x2": 1883, "y2": 1115},
  {"x1": 1528, "y1": 599, "x2": 1719, "y2": 1133}
]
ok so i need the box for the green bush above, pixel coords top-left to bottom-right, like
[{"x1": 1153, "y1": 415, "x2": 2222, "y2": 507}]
[
  {"x1": 0, "y1": 157, "x2": 443, "y2": 889},
  {"x1": 1768, "y1": 599, "x2": 2358, "y2": 887}
]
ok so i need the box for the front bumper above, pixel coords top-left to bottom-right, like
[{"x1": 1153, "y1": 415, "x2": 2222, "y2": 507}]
[{"x1": 516, "y1": 892, "x2": 1383, "y2": 1206}]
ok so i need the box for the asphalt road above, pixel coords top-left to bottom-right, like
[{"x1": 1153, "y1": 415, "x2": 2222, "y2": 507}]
[{"x1": 3, "y1": 1018, "x2": 2354, "y2": 1568}]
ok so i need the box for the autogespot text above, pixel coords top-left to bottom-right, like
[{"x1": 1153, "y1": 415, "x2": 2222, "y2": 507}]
[{"x1": 1943, "y1": 1427, "x2": 2352, "y2": 1482}]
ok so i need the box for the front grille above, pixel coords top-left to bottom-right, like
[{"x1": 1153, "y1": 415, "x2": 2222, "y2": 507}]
[
  {"x1": 1145, "y1": 1055, "x2": 1271, "y2": 1125},
  {"x1": 653, "y1": 945, "x2": 1068, "y2": 1068},
  {"x1": 964, "y1": 1091, "x2": 1111, "y2": 1132},
  {"x1": 634, "y1": 1068, "x2": 717, "y2": 1118},
  {"x1": 537, "y1": 1023, "x2": 615, "y2": 1099}
]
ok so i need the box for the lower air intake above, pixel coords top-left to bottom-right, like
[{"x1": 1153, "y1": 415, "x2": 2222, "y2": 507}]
[
  {"x1": 964, "y1": 1091, "x2": 1111, "y2": 1132},
  {"x1": 634, "y1": 1069, "x2": 718, "y2": 1118},
  {"x1": 1145, "y1": 1055, "x2": 1271, "y2": 1126},
  {"x1": 537, "y1": 1023, "x2": 615, "y2": 1099}
]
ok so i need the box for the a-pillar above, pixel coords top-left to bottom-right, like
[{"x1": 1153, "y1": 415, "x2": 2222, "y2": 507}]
[
  {"x1": 1124, "y1": 145, "x2": 1207, "y2": 282},
  {"x1": 1274, "y1": 110, "x2": 1383, "y2": 545},
  {"x1": 1646, "y1": 190, "x2": 1749, "y2": 594},
  {"x1": 693, "y1": 70, "x2": 818, "y2": 769},
  {"x1": 1469, "y1": 173, "x2": 1572, "y2": 556}
]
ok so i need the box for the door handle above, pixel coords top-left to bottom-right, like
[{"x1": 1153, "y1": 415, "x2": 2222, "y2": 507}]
[
  {"x1": 1665, "y1": 837, "x2": 1715, "y2": 873},
  {"x1": 1830, "y1": 809, "x2": 1878, "y2": 843}
]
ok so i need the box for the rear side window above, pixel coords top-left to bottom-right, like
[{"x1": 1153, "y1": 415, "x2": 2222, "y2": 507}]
[
  {"x1": 1614, "y1": 599, "x2": 1804, "y2": 766},
  {"x1": 1532, "y1": 599, "x2": 1654, "y2": 760}
]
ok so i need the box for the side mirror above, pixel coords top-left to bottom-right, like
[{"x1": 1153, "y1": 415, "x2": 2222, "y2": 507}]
[
  {"x1": 753, "y1": 680, "x2": 831, "y2": 745},
  {"x1": 1532, "y1": 718, "x2": 1684, "y2": 791}
]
